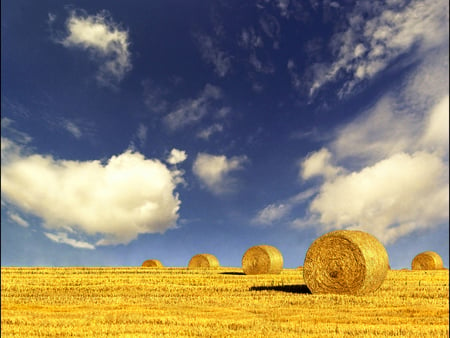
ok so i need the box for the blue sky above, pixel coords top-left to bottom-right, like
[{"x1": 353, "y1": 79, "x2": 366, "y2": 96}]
[{"x1": 1, "y1": 0, "x2": 448, "y2": 268}]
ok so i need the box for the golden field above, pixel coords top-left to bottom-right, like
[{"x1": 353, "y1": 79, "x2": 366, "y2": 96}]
[{"x1": 1, "y1": 267, "x2": 448, "y2": 337}]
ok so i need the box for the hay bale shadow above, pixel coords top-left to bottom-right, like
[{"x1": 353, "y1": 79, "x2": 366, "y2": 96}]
[
  {"x1": 250, "y1": 284, "x2": 311, "y2": 294},
  {"x1": 219, "y1": 272, "x2": 246, "y2": 275}
]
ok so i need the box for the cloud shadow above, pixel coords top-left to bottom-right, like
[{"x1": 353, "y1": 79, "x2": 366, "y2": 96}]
[{"x1": 249, "y1": 284, "x2": 311, "y2": 294}]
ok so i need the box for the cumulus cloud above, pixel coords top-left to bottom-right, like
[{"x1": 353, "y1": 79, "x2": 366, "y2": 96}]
[
  {"x1": 295, "y1": 89, "x2": 449, "y2": 244},
  {"x1": 58, "y1": 10, "x2": 132, "y2": 87},
  {"x1": 166, "y1": 148, "x2": 187, "y2": 165},
  {"x1": 309, "y1": 0, "x2": 449, "y2": 97},
  {"x1": 192, "y1": 153, "x2": 248, "y2": 195},
  {"x1": 298, "y1": 151, "x2": 448, "y2": 244},
  {"x1": 289, "y1": 23, "x2": 449, "y2": 244},
  {"x1": 301, "y1": 148, "x2": 343, "y2": 180},
  {"x1": 163, "y1": 84, "x2": 227, "y2": 130},
  {"x1": 1, "y1": 140, "x2": 183, "y2": 247}
]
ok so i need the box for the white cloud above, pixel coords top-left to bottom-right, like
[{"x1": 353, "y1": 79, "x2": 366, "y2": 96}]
[
  {"x1": 45, "y1": 232, "x2": 95, "y2": 250},
  {"x1": 420, "y1": 96, "x2": 449, "y2": 155},
  {"x1": 1, "y1": 141, "x2": 183, "y2": 246},
  {"x1": 293, "y1": 30, "x2": 449, "y2": 244},
  {"x1": 299, "y1": 151, "x2": 448, "y2": 244},
  {"x1": 277, "y1": 0, "x2": 290, "y2": 17},
  {"x1": 249, "y1": 53, "x2": 274, "y2": 74},
  {"x1": 309, "y1": 0, "x2": 449, "y2": 97},
  {"x1": 136, "y1": 124, "x2": 148, "y2": 146},
  {"x1": 239, "y1": 27, "x2": 263, "y2": 49},
  {"x1": 59, "y1": 10, "x2": 132, "y2": 87},
  {"x1": 253, "y1": 203, "x2": 290, "y2": 226},
  {"x1": 63, "y1": 120, "x2": 82, "y2": 139},
  {"x1": 197, "y1": 123, "x2": 224, "y2": 140},
  {"x1": 259, "y1": 13, "x2": 281, "y2": 49},
  {"x1": 287, "y1": 59, "x2": 301, "y2": 89},
  {"x1": 301, "y1": 148, "x2": 343, "y2": 180},
  {"x1": 192, "y1": 153, "x2": 248, "y2": 195},
  {"x1": 296, "y1": 91, "x2": 448, "y2": 244},
  {"x1": 166, "y1": 148, "x2": 187, "y2": 165},
  {"x1": 163, "y1": 84, "x2": 226, "y2": 130},
  {"x1": 8, "y1": 212, "x2": 29, "y2": 227},
  {"x1": 195, "y1": 33, "x2": 231, "y2": 77},
  {"x1": 252, "y1": 188, "x2": 317, "y2": 226}
]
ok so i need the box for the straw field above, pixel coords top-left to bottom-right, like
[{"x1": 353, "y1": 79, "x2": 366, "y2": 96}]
[{"x1": 1, "y1": 267, "x2": 448, "y2": 337}]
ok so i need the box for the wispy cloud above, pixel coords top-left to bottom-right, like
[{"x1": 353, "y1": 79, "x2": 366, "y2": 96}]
[
  {"x1": 63, "y1": 120, "x2": 82, "y2": 139},
  {"x1": 1, "y1": 139, "x2": 183, "y2": 246},
  {"x1": 197, "y1": 123, "x2": 224, "y2": 140},
  {"x1": 195, "y1": 33, "x2": 232, "y2": 77},
  {"x1": 45, "y1": 232, "x2": 95, "y2": 250},
  {"x1": 142, "y1": 79, "x2": 169, "y2": 113},
  {"x1": 192, "y1": 153, "x2": 248, "y2": 195},
  {"x1": 252, "y1": 188, "x2": 317, "y2": 226},
  {"x1": 308, "y1": 0, "x2": 449, "y2": 97},
  {"x1": 56, "y1": 9, "x2": 132, "y2": 88},
  {"x1": 259, "y1": 12, "x2": 281, "y2": 49},
  {"x1": 294, "y1": 47, "x2": 449, "y2": 244},
  {"x1": 7, "y1": 211, "x2": 29, "y2": 227},
  {"x1": 287, "y1": 59, "x2": 301, "y2": 90},
  {"x1": 163, "y1": 84, "x2": 228, "y2": 130},
  {"x1": 239, "y1": 27, "x2": 263, "y2": 49}
]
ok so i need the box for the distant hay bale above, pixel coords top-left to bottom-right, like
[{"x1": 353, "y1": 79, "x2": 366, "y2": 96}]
[
  {"x1": 303, "y1": 230, "x2": 389, "y2": 295},
  {"x1": 242, "y1": 245, "x2": 283, "y2": 275},
  {"x1": 141, "y1": 259, "x2": 163, "y2": 268},
  {"x1": 188, "y1": 254, "x2": 219, "y2": 269},
  {"x1": 411, "y1": 251, "x2": 443, "y2": 270}
]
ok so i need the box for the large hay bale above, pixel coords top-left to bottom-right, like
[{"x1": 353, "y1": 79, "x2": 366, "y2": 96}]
[
  {"x1": 141, "y1": 259, "x2": 163, "y2": 268},
  {"x1": 188, "y1": 253, "x2": 220, "y2": 269},
  {"x1": 242, "y1": 245, "x2": 283, "y2": 275},
  {"x1": 303, "y1": 230, "x2": 389, "y2": 295},
  {"x1": 411, "y1": 251, "x2": 443, "y2": 270}
]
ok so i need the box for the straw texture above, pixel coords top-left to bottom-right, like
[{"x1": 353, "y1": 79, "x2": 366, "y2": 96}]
[
  {"x1": 242, "y1": 245, "x2": 283, "y2": 275},
  {"x1": 141, "y1": 259, "x2": 163, "y2": 268},
  {"x1": 188, "y1": 254, "x2": 220, "y2": 269},
  {"x1": 411, "y1": 251, "x2": 443, "y2": 270},
  {"x1": 303, "y1": 230, "x2": 389, "y2": 295}
]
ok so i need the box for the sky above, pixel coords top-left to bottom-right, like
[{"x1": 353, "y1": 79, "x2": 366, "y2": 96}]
[{"x1": 1, "y1": 0, "x2": 448, "y2": 269}]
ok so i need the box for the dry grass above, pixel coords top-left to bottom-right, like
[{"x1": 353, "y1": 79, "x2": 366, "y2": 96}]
[
  {"x1": 1, "y1": 267, "x2": 448, "y2": 337},
  {"x1": 188, "y1": 253, "x2": 220, "y2": 269},
  {"x1": 303, "y1": 230, "x2": 389, "y2": 295},
  {"x1": 141, "y1": 259, "x2": 163, "y2": 268},
  {"x1": 412, "y1": 251, "x2": 444, "y2": 270},
  {"x1": 242, "y1": 245, "x2": 283, "y2": 275}
]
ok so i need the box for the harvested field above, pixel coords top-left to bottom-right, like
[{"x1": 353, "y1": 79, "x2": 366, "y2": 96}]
[{"x1": 1, "y1": 267, "x2": 448, "y2": 337}]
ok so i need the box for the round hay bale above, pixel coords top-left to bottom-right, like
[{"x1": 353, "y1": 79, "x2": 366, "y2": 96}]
[
  {"x1": 303, "y1": 230, "x2": 389, "y2": 295},
  {"x1": 411, "y1": 251, "x2": 443, "y2": 270},
  {"x1": 188, "y1": 253, "x2": 219, "y2": 269},
  {"x1": 242, "y1": 245, "x2": 283, "y2": 275},
  {"x1": 141, "y1": 259, "x2": 163, "y2": 268}
]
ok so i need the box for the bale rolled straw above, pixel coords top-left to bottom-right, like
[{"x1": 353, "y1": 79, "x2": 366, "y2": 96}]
[
  {"x1": 188, "y1": 253, "x2": 220, "y2": 269},
  {"x1": 411, "y1": 251, "x2": 443, "y2": 270},
  {"x1": 303, "y1": 230, "x2": 389, "y2": 295},
  {"x1": 242, "y1": 245, "x2": 283, "y2": 275},
  {"x1": 141, "y1": 259, "x2": 163, "y2": 268}
]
